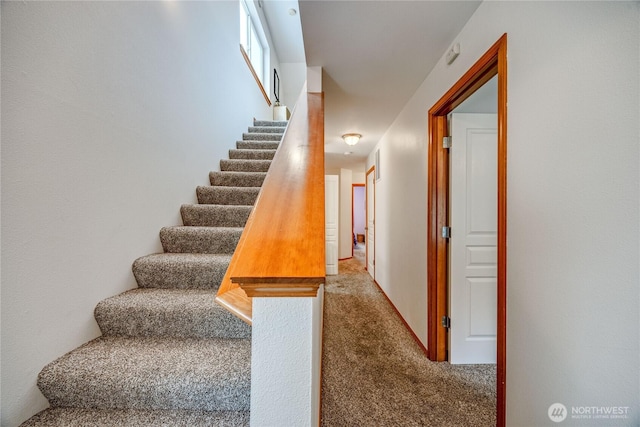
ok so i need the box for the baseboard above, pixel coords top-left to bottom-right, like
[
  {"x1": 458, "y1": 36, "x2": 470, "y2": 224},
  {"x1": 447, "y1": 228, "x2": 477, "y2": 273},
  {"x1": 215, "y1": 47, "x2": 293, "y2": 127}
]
[{"x1": 372, "y1": 279, "x2": 429, "y2": 357}]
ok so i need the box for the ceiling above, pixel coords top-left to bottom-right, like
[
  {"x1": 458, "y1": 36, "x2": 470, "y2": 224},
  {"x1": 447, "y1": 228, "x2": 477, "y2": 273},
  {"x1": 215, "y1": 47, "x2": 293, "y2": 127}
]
[
  {"x1": 262, "y1": 1, "x2": 482, "y2": 172},
  {"x1": 260, "y1": 0, "x2": 306, "y2": 63}
]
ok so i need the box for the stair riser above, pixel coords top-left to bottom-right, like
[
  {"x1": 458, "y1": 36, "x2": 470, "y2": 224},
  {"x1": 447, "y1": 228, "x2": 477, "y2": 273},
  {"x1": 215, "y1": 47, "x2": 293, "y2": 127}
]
[
  {"x1": 95, "y1": 308, "x2": 251, "y2": 339},
  {"x1": 196, "y1": 186, "x2": 259, "y2": 206},
  {"x1": 36, "y1": 338, "x2": 251, "y2": 412},
  {"x1": 236, "y1": 141, "x2": 280, "y2": 150},
  {"x1": 40, "y1": 383, "x2": 251, "y2": 412},
  {"x1": 220, "y1": 160, "x2": 271, "y2": 173},
  {"x1": 95, "y1": 291, "x2": 251, "y2": 339},
  {"x1": 132, "y1": 254, "x2": 231, "y2": 289},
  {"x1": 229, "y1": 150, "x2": 276, "y2": 160},
  {"x1": 181, "y1": 205, "x2": 252, "y2": 227},
  {"x1": 20, "y1": 408, "x2": 250, "y2": 427},
  {"x1": 242, "y1": 133, "x2": 282, "y2": 141},
  {"x1": 209, "y1": 172, "x2": 266, "y2": 187},
  {"x1": 160, "y1": 227, "x2": 242, "y2": 254},
  {"x1": 247, "y1": 126, "x2": 286, "y2": 134},
  {"x1": 253, "y1": 119, "x2": 287, "y2": 127}
]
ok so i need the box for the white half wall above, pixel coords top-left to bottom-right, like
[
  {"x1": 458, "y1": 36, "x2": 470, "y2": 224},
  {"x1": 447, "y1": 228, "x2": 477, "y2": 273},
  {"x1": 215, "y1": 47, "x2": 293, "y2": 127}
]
[
  {"x1": 1, "y1": 1, "x2": 273, "y2": 425},
  {"x1": 250, "y1": 290, "x2": 324, "y2": 427},
  {"x1": 368, "y1": 1, "x2": 639, "y2": 426}
]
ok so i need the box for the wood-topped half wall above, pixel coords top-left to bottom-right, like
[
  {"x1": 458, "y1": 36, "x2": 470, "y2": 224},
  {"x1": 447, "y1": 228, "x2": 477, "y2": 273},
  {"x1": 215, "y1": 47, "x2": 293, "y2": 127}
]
[{"x1": 215, "y1": 91, "x2": 326, "y2": 324}]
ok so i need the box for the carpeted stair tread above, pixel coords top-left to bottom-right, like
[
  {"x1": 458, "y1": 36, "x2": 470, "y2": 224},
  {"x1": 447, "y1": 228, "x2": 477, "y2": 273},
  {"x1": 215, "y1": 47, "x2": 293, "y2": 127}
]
[
  {"x1": 242, "y1": 132, "x2": 282, "y2": 141},
  {"x1": 210, "y1": 171, "x2": 267, "y2": 187},
  {"x1": 132, "y1": 253, "x2": 231, "y2": 289},
  {"x1": 236, "y1": 140, "x2": 280, "y2": 150},
  {"x1": 95, "y1": 289, "x2": 251, "y2": 339},
  {"x1": 229, "y1": 149, "x2": 276, "y2": 160},
  {"x1": 160, "y1": 226, "x2": 242, "y2": 254},
  {"x1": 220, "y1": 159, "x2": 271, "y2": 172},
  {"x1": 20, "y1": 407, "x2": 249, "y2": 427},
  {"x1": 196, "y1": 186, "x2": 260, "y2": 206},
  {"x1": 247, "y1": 126, "x2": 285, "y2": 134},
  {"x1": 180, "y1": 204, "x2": 252, "y2": 227},
  {"x1": 253, "y1": 119, "x2": 287, "y2": 127},
  {"x1": 37, "y1": 336, "x2": 251, "y2": 411}
]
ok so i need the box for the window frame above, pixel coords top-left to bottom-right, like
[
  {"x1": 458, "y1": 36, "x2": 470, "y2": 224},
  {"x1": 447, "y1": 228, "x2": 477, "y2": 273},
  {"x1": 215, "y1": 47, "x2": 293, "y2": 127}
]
[{"x1": 239, "y1": 0, "x2": 271, "y2": 106}]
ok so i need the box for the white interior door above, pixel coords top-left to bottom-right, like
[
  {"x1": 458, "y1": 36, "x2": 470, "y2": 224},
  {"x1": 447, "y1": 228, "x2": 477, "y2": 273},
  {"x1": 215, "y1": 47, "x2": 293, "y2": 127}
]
[
  {"x1": 325, "y1": 175, "x2": 339, "y2": 275},
  {"x1": 449, "y1": 113, "x2": 497, "y2": 364},
  {"x1": 366, "y1": 169, "x2": 375, "y2": 278}
]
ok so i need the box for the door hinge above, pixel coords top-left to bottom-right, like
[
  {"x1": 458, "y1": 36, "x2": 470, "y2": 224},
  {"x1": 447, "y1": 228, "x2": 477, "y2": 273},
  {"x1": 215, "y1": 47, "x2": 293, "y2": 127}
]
[
  {"x1": 441, "y1": 316, "x2": 451, "y2": 329},
  {"x1": 443, "y1": 136, "x2": 452, "y2": 149},
  {"x1": 442, "y1": 226, "x2": 451, "y2": 239}
]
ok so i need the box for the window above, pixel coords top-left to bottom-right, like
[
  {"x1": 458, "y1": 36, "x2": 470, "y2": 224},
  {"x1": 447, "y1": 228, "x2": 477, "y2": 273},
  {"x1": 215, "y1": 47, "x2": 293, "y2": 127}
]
[
  {"x1": 240, "y1": 0, "x2": 265, "y2": 84},
  {"x1": 239, "y1": 0, "x2": 270, "y2": 105}
]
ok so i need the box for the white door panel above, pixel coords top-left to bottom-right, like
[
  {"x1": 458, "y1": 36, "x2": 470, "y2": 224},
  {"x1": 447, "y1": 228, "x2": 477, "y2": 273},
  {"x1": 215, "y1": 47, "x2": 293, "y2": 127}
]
[
  {"x1": 325, "y1": 175, "x2": 339, "y2": 275},
  {"x1": 449, "y1": 113, "x2": 497, "y2": 364}
]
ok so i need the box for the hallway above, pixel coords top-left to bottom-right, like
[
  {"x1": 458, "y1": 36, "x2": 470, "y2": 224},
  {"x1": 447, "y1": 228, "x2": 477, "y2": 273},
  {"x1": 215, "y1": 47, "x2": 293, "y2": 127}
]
[{"x1": 321, "y1": 249, "x2": 496, "y2": 426}]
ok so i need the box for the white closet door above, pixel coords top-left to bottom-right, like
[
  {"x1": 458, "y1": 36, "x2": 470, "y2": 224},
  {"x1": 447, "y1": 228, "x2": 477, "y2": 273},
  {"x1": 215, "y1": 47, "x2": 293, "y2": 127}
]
[{"x1": 449, "y1": 113, "x2": 497, "y2": 364}]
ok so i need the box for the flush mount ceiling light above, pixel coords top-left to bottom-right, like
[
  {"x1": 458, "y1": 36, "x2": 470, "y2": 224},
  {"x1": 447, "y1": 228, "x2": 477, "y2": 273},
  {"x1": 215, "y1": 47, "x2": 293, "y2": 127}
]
[
  {"x1": 288, "y1": 8, "x2": 297, "y2": 16},
  {"x1": 342, "y1": 133, "x2": 362, "y2": 146}
]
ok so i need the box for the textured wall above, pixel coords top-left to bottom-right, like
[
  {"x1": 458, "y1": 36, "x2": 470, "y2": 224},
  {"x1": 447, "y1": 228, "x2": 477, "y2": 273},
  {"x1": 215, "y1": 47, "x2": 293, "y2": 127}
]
[
  {"x1": 368, "y1": 1, "x2": 639, "y2": 425},
  {"x1": 1, "y1": 2, "x2": 275, "y2": 425},
  {"x1": 251, "y1": 293, "x2": 324, "y2": 427}
]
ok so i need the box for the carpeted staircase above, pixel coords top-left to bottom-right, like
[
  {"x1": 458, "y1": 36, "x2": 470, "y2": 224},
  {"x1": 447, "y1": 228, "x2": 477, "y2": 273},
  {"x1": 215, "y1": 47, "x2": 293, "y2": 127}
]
[{"x1": 21, "y1": 120, "x2": 287, "y2": 427}]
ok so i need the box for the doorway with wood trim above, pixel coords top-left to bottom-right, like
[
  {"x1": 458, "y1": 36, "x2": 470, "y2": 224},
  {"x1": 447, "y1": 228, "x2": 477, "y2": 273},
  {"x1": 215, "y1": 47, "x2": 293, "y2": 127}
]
[
  {"x1": 352, "y1": 183, "x2": 365, "y2": 259},
  {"x1": 365, "y1": 166, "x2": 375, "y2": 280},
  {"x1": 426, "y1": 34, "x2": 507, "y2": 427}
]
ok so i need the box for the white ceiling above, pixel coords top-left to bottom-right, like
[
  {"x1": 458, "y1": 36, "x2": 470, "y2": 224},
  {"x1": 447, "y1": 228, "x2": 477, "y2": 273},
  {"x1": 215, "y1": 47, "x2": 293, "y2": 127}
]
[
  {"x1": 260, "y1": 0, "x2": 306, "y2": 63},
  {"x1": 262, "y1": 1, "x2": 482, "y2": 172}
]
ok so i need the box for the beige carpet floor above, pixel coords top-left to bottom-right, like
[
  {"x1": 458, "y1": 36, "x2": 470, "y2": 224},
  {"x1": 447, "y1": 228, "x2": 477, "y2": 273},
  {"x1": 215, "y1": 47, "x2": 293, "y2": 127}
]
[{"x1": 321, "y1": 246, "x2": 496, "y2": 426}]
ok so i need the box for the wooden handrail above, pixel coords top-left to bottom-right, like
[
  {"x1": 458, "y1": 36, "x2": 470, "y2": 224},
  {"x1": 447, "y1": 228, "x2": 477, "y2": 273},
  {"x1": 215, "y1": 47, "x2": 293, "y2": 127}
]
[{"x1": 215, "y1": 90, "x2": 326, "y2": 323}]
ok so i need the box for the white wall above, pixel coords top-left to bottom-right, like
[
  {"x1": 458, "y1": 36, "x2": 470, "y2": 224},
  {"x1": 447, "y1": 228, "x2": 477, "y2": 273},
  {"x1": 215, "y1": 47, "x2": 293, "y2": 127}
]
[
  {"x1": 368, "y1": 2, "x2": 639, "y2": 426},
  {"x1": 307, "y1": 66, "x2": 322, "y2": 93},
  {"x1": 1, "y1": 2, "x2": 273, "y2": 425},
  {"x1": 280, "y1": 62, "x2": 307, "y2": 109}
]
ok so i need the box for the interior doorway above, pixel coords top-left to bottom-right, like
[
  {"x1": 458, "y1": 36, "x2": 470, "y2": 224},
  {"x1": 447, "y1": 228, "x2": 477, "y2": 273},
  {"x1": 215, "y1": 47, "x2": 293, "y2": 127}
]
[
  {"x1": 365, "y1": 166, "x2": 375, "y2": 279},
  {"x1": 448, "y1": 77, "x2": 498, "y2": 365},
  {"x1": 352, "y1": 184, "x2": 366, "y2": 259},
  {"x1": 427, "y1": 34, "x2": 507, "y2": 427}
]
